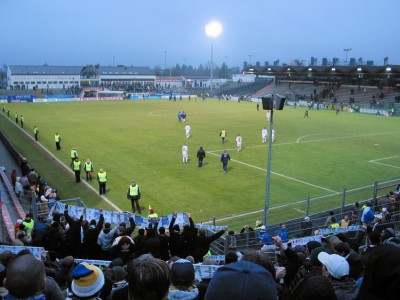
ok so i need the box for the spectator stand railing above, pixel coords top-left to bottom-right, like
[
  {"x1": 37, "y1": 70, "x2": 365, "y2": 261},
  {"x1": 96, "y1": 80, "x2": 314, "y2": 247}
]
[
  {"x1": 0, "y1": 166, "x2": 26, "y2": 242},
  {"x1": 211, "y1": 199, "x2": 400, "y2": 256},
  {"x1": 205, "y1": 177, "x2": 400, "y2": 232},
  {"x1": 33, "y1": 197, "x2": 85, "y2": 221}
]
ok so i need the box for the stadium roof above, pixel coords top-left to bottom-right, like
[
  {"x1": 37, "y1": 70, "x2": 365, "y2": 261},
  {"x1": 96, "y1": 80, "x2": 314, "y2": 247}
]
[
  {"x1": 8, "y1": 65, "x2": 155, "y2": 76},
  {"x1": 97, "y1": 66, "x2": 154, "y2": 75},
  {"x1": 9, "y1": 65, "x2": 83, "y2": 75}
]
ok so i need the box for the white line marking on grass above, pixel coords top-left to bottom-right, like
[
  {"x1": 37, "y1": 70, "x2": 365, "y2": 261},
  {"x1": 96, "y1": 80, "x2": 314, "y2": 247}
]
[
  {"x1": 294, "y1": 208, "x2": 306, "y2": 214},
  {"x1": 369, "y1": 155, "x2": 400, "y2": 162},
  {"x1": 206, "y1": 152, "x2": 338, "y2": 193},
  {"x1": 371, "y1": 162, "x2": 400, "y2": 169},
  {"x1": 369, "y1": 156, "x2": 400, "y2": 169},
  {"x1": 294, "y1": 132, "x2": 387, "y2": 144},
  {"x1": 5, "y1": 118, "x2": 122, "y2": 211},
  {"x1": 211, "y1": 132, "x2": 391, "y2": 153},
  {"x1": 204, "y1": 177, "x2": 400, "y2": 224}
]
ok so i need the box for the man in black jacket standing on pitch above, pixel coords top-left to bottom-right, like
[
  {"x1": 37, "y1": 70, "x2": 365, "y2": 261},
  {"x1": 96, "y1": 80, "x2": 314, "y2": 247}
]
[{"x1": 196, "y1": 146, "x2": 206, "y2": 167}]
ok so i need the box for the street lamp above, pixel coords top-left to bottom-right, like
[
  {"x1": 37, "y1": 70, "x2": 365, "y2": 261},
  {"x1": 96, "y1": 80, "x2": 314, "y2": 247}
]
[
  {"x1": 261, "y1": 95, "x2": 286, "y2": 226},
  {"x1": 205, "y1": 21, "x2": 222, "y2": 95},
  {"x1": 343, "y1": 48, "x2": 351, "y2": 65}
]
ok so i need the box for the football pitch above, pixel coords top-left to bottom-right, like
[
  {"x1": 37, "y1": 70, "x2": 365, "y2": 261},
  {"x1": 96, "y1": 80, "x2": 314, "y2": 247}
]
[{"x1": 1, "y1": 99, "x2": 400, "y2": 228}]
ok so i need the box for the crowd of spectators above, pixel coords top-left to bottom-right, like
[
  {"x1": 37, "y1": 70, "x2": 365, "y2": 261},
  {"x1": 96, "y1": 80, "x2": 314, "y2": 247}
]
[
  {"x1": 2, "y1": 162, "x2": 400, "y2": 299},
  {"x1": 1, "y1": 209, "x2": 399, "y2": 299}
]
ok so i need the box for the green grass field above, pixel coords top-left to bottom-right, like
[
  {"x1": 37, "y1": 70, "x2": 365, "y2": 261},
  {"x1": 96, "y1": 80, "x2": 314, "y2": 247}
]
[{"x1": 1, "y1": 99, "x2": 400, "y2": 229}]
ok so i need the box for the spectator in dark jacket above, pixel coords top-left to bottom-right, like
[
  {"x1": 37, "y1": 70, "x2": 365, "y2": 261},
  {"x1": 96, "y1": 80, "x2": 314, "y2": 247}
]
[
  {"x1": 157, "y1": 226, "x2": 171, "y2": 261},
  {"x1": 111, "y1": 236, "x2": 136, "y2": 264},
  {"x1": 133, "y1": 228, "x2": 146, "y2": 258},
  {"x1": 193, "y1": 227, "x2": 225, "y2": 263},
  {"x1": 168, "y1": 212, "x2": 196, "y2": 258},
  {"x1": 32, "y1": 216, "x2": 50, "y2": 247},
  {"x1": 42, "y1": 222, "x2": 65, "y2": 258},
  {"x1": 142, "y1": 228, "x2": 161, "y2": 258},
  {"x1": 301, "y1": 216, "x2": 313, "y2": 237},
  {"x1": 357, "y1": 244, "x2": 400, "y2": 300},
  {"x1": 334, "y1": 241, "x2": 363, "y2": 280},
  {"x1": 179, "y1": 213, "x2": 196, "y2": 258},
  {"x1": 168, "y1": 213, "x2": 182, "y2": 257},
  {"x1": 64, "y1": 206, "x2": 85, "y2": 258},
  {"x1": 82, "y1": 209, "x2": 104, "y2": 259},
  {"x1": 318, "y1": 252, "x2": 359, "y2": 300}
]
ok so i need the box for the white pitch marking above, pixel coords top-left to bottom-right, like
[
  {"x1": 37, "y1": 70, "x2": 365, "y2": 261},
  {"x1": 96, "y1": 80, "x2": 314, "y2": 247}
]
[
  {"x1": 369, "y1": 155, "x2": 400, "y2": 169},
  {"x1": 369, "y1": 155, "x2": 400, "y2": 162},
  {"x1": 294, "y1": 132, "x2": 387, "y2": 144},
  {"x1": 370, "y1": 162, "x2": 400, "y2": 169},
  {"x1": 207, "y1": 152, "x2": 338, "y2": 193}
]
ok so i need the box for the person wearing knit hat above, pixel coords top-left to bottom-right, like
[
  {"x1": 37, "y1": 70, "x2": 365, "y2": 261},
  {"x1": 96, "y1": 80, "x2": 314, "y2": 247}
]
[
  {"x1": 71, "y1": 262, "x2": 105, "y2": 299},
  {"x1": 169, "y1": 258, "x2": 199, "y2": 299}
]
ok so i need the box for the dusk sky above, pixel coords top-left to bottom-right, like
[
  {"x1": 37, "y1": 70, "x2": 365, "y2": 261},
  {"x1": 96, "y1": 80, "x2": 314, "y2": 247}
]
[{"x1": 2, "y1": 0, "x2": 399, "y2": 69}]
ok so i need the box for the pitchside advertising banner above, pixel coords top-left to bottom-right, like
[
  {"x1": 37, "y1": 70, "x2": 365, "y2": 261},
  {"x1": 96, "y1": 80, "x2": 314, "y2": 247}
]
[
  {"x1": 47, "y1": 203, "x2": 228, "y2": 231},
  {"x1": 0, "y1": 95, "x2": 35, "y2": 101}
]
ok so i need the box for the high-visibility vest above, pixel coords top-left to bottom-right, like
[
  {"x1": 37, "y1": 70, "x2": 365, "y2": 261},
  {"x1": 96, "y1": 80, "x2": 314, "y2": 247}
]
[
  {"x1": 23, "y1": 220, "x2": 35, "y2": 237},
  {"x1": 71, "y1": 149, "x2": 77, "y2": 159},
  {"x1": 220, "y1": 130, "x2": 226, "y2": 137},
  {"x1": 129, "y1": 185, "x2": 139, "y2": 196},
  {"x1": 98, "y1": 172, "x2": 107, "y2": 182},
  {"x1": 55, "y1": 134, "x2": 60, "y2": 142},
  {"x1": 84, "y1": 162, "x2": 93, "y2": 172},
  {"x1": 148, "y1": 212, "x2": 158, "y2": 218},
  {"x1": 34, "y1": 128, "x2": 39, "y2": 134},
  {"x1": 73, "y1": 160, "x2": 81, "y2": 171}
]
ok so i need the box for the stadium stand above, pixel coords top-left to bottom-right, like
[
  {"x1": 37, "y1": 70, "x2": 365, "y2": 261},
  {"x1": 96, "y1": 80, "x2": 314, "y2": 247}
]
[{"x1": 1, "y1": 98, "x2": 400, "y2": 299}]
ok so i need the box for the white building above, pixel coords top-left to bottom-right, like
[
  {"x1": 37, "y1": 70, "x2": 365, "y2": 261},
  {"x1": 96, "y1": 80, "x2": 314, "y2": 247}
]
[{"x1": 6, "y1": 65, "x2": 156, "y2": 91}]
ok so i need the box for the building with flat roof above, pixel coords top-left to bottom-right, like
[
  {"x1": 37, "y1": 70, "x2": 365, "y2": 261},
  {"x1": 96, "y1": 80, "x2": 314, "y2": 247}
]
[{"x1": 6, "y1": 65, "x2": 155, "y2": 90}]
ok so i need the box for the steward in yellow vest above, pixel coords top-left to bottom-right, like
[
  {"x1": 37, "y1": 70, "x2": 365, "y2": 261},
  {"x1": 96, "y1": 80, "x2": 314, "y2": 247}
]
[
  {"x1": 97, "y1": 168, "x2": 107, "y2": 195},
  {"x1": 55, "y1": 133, "x2": 61, "y2": 150},
  {"x1": 73, "y1": 158, "x2": 81, "y2": 182},
  {"x1": 127, "y1": 180, "x2": 142, "y2": 214}
]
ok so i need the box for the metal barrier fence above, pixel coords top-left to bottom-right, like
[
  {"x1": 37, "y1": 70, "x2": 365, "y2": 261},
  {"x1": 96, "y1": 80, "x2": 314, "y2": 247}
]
[
  {"x1": 205, "y1": 177, "x2": 400, "y2": 232},
  {"x1": 209, "y1": 178, "x2": 400, "y2": 256},
  {"x1": 33, "y1": 196, "x2": 85, "y2": 221}
]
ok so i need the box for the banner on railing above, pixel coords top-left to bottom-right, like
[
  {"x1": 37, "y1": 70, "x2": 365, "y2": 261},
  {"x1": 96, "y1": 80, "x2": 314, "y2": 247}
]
[
  {"x1": 0, "y1": 245, "x2": 45, "y2": 259},
  {"x1": 74, "y1": 259, "x2": 111, "y2": 267},
  {"x1": 290, "y1": 235, "x2": 322, "y2": 247},
  {"x1": 318, "y1": 225, "x2": 361, "y2": 235},
  {"x1": 47, "y1": 203, "x2": 227, "y2": 231}
]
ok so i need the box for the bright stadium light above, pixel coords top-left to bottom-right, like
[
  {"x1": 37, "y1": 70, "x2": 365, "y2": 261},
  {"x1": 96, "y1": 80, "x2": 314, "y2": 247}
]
[
  {"x1": 205, "y1": 21, "x2": 222, "y2": 38},
  {"x1": 205, "y1": 21, "x2": 222, "y2": 94}
]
